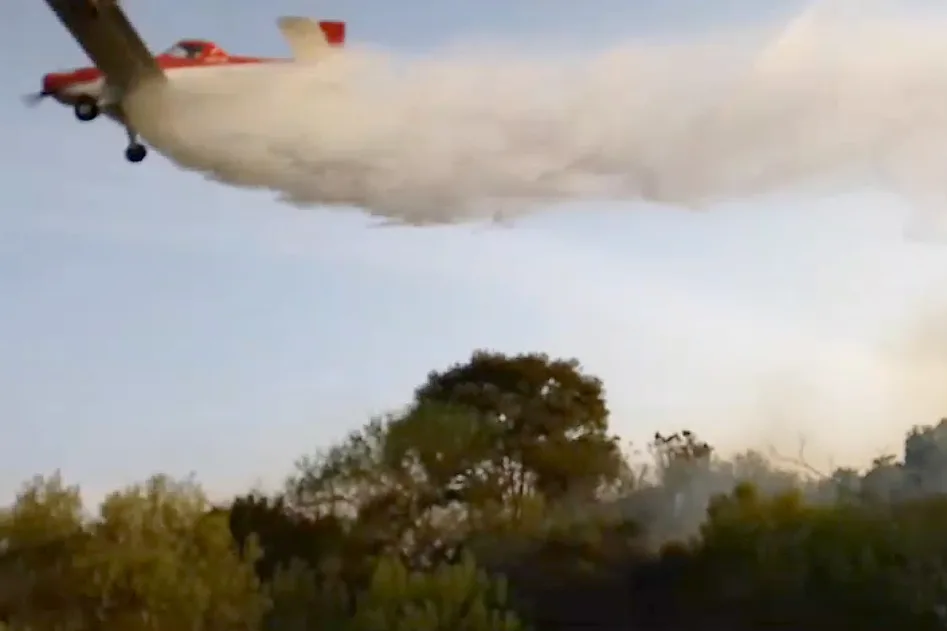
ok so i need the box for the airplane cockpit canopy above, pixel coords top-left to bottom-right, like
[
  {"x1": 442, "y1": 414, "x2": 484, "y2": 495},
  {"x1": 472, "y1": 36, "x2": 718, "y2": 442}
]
[{"x1": 162, "y1": 41, "x2": 209, "y2": 60}]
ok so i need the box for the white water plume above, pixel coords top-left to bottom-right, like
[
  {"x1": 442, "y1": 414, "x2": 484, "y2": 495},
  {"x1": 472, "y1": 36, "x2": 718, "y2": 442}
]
[{"x1": 123, "y1": 6, "x2": 947, "y2": 224}]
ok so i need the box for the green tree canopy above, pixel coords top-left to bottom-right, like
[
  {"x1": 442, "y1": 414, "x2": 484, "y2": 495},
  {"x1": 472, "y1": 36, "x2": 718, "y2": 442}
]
[
  {"x1": 411, "y1": 350, "x2": 623, "y2": 504},
  {"x1": 0, "y1": 473, "x2": 266, "y2": 631},
  {"x1": 289, "y1": 351, "x2": 625, "y2": 566}
]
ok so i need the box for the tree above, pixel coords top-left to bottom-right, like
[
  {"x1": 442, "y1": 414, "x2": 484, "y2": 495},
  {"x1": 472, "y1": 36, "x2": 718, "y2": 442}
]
[
  {"x1": 0, "y1": 472, "x2": 87, "y2": 627},
  {"x1": 290, "y1": 408, "x2": 493, "y2": 567},
  {"x1": 411, "y1": 350, "x2": 623, "y2": 506},
  {"x1": 347, "y1": 553, "x2": 523, "y2": 631},
  {"x1": 903, "y1": 420, "x2": 947, "y2": 496},
  {"x1": 264, "y1": 553, "x2": 523, "y2": 631},
  {"x1": 649, "y1": 430, "x2": 713, "y2": 489},
  {"x1": 0, "y1": 473, "x2": 266, "y2": 631},
  {"x1": 227, "y1": 492, "x2": 347, "y2": 583},
  {"x1": 290, "y1": 351, "x2": 624, "y2": 566}
]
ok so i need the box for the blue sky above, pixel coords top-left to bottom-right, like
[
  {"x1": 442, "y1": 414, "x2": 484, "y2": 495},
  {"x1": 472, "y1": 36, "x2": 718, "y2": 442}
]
[{"x1": 4, "y1": 0, "x2": 947, "y2": 504}]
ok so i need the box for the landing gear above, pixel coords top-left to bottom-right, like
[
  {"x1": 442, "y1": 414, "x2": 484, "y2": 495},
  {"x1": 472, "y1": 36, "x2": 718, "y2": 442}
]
[
  {"x1": 124, "y1": 143, "x2": 147, "y2": 163},
  {"x1": 123, "y1": 125, "x2": 147, "y2": 163},
  {"x1": 74, "y1": 95, "x2": 99, "y2": 122}
]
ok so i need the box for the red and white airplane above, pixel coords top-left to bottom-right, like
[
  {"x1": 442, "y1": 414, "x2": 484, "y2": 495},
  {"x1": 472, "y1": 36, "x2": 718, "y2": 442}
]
[{"x1": 31, "y1": 0, "x2": 345, "y2": 163}]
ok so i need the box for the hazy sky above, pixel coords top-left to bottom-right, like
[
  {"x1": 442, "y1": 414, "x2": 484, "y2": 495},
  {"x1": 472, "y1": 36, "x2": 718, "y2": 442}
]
[{"x1": 4, "y1": 0, "x2": 947, "y2": 504}]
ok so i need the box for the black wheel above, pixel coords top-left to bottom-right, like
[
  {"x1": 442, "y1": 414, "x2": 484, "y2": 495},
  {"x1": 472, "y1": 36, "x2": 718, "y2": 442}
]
[
  {"x1": 124, "y1": 144, "x2": 147, "y2": 163},
  {"x1": 74, "y1": 96, "x2": 99, "y2": 122}
]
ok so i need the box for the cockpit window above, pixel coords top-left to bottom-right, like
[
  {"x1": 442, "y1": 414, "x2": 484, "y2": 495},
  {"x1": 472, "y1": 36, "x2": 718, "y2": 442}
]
[{"x1": 163, "y1": 42, "x2": 204, "y2": 59}]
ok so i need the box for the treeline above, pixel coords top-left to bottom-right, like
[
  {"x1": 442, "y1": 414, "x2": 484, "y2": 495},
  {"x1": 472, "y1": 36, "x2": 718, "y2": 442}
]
[{"x1": 4, "y1": 350, "x2": 947, "y2": 630}]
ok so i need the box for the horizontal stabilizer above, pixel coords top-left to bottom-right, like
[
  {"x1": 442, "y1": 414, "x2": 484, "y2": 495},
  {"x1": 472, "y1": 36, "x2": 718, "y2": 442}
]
[{"x1": 277, "y1": 17, "x2": 345, "y2": 62}]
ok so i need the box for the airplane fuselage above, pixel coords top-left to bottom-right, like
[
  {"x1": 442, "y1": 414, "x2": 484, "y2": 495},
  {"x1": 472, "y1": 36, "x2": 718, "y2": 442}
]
[
  {"x1": 44, "y1": 57, "x2": 285, "y2": 123},
  {"x1": 35, "y1": 6, "x2": 345, "y2": 164}
]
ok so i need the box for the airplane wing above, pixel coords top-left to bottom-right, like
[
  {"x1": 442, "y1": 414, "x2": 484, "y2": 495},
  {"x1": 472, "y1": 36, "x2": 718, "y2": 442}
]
[
  {"x1": 277, "y1": 17, "x2": 346, "y2": 62},
  {"x1": 42, "y1": 0, "x2": 165, "y2": 93}
]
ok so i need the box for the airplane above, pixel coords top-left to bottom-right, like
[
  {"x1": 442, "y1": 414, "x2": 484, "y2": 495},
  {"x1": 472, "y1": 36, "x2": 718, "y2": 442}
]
[{"x1": 29, "y1": 0, "x2": 345, "y2": 163}]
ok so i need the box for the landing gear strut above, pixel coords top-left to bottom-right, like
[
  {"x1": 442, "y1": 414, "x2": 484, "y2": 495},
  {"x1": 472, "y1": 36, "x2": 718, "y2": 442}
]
[
  {"x1": 74, "y1": 95, "x2": 99, "y2": 122},
  {"x1": 124, "y1": 126, "x2": 147, "y2": 163}
]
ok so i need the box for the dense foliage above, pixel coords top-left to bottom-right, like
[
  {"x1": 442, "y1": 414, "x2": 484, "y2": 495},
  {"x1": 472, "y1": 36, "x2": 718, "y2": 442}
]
[{"x1": 5, "y1": 349, "x2": 947, "y2": 630}]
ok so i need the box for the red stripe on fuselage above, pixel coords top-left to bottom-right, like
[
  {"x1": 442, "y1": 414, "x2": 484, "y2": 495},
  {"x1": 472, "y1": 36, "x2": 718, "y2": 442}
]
[{"x1": 42, "y1": 57, "x2": 278, "y2": 93}]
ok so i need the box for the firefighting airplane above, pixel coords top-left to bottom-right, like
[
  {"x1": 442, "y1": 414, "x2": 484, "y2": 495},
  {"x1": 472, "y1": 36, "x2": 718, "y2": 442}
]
[{"x1": 28, "y1": 0, "x2": 345, "y2": 163}]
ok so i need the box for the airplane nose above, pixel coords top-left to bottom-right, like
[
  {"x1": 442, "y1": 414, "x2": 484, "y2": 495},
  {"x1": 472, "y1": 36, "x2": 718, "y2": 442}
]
[{"x1": 41, "y1": 72, "x2": 70, "y2": 95}]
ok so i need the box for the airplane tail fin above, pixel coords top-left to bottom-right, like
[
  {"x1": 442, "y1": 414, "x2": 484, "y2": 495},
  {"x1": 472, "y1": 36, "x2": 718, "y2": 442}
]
[{"x1": 277, "y1": 17, "x2": 345, "y2": 62}]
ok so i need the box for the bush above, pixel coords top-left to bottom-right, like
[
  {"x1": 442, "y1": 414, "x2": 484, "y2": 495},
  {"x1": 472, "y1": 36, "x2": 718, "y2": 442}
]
[
  {"x1": 347, "y1": 553, "x2": 524, "y2": 631},
  {"x1": 264, "y1": 553, "x2": 523, "y2": 631},
  {"x1": 684, "y1": 484, "x2": 947, "y2": 630}
]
